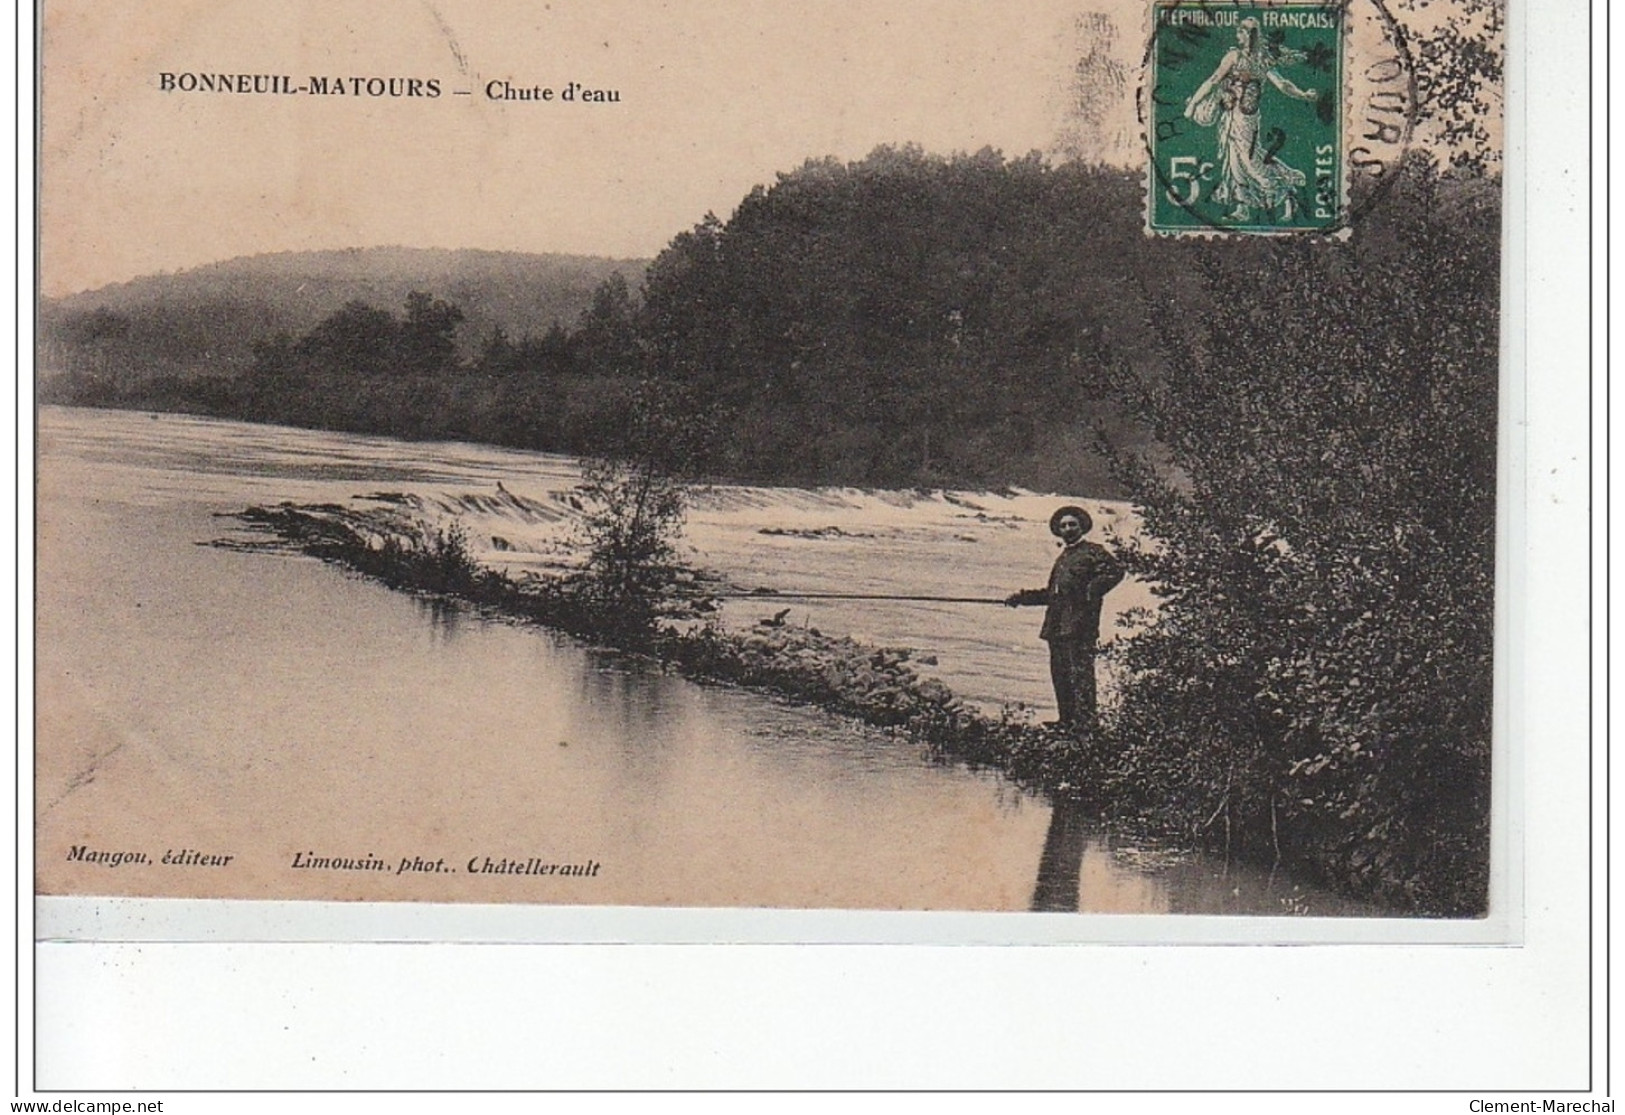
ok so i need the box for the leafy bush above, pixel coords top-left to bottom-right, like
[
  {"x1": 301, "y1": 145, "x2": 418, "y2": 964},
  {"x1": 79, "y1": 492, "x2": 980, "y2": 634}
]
[
  {"x1": 568, "y1": 380, "x2": 715, "y2": 641},
  {"x1": 571, "y1": 456, "x2": 691, "y2": 638},
  {"x1": 1103, "y1": 161, "x2": 1498, "y2": 915}
]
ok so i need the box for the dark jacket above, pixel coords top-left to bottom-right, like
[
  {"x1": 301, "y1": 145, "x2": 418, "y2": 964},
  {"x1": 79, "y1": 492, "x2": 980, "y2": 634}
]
[{"x1": 1012, "y1": 541, "x2": 1124, "y2": 642}]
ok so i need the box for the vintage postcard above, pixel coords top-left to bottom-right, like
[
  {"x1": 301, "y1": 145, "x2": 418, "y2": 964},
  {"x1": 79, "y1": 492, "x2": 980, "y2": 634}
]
[{"x1": 35, "y1": 0, "x2": 1509, "y2": 933}]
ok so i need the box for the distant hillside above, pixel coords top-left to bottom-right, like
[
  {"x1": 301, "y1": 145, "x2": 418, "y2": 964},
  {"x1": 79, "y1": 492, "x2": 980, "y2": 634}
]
[{"x1": 39, "y1": 247, "x2": 648, "y2": 381}]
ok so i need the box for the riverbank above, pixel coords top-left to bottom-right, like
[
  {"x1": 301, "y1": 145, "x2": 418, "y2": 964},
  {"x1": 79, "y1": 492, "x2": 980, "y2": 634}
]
[
  {"x1": 227, "y1": 499, "x2": 1408, "y2": 916},
  {"x1": 229, "y1": 503, "x2": 1127, "y2": 803}
]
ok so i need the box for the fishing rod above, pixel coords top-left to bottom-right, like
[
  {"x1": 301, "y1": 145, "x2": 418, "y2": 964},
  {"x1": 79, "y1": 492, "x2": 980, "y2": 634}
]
[{"x1": 708, "y1": 589, "x2": 1012, "y2": 605}]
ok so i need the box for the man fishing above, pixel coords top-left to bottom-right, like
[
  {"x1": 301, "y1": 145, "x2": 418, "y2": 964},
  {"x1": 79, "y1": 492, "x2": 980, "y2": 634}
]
[{"x1": 1004, "y1": 506, "x2": 1123, "y2": 729}]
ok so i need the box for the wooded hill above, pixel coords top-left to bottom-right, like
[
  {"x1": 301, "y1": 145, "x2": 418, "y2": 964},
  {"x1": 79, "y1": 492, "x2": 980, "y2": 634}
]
[{"x1": 39, "y1": 247, "x2": 644, "y2": 402}]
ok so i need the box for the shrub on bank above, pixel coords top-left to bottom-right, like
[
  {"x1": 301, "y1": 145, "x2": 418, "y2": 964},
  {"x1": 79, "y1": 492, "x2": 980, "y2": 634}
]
[{"x1": 1100, "y1": 163, "x2": 1497, "y2": 917}]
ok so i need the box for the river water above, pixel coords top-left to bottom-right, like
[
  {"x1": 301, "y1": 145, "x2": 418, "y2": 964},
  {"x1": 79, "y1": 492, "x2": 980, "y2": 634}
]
[{"x1": 35, "y1": 406, "x2": 1375, "y2": 915}]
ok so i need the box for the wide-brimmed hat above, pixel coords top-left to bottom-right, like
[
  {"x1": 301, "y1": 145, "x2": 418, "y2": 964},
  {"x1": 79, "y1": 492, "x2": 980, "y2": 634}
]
[{"x1": 1049, "y1": 505, "x2": 1092, "y2": 537}]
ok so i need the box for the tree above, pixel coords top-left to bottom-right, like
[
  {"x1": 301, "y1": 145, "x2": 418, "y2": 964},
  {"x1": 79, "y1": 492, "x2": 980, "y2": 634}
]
[
  {"x1": 290, "y1": 300, "x2": 398, "y2": 377},
  {"x1": 573, "y1": 273, "x2": 644, "y2": 376},
  {"x1": 569, "y1": 380, "x2": 716, "y2": 641},
  {"x1": 400, "y1": 291, "x2": 465, "y2": 374},
  {"x1": 1396, "y1": 0, "x2": 1505, "y2": 173}
]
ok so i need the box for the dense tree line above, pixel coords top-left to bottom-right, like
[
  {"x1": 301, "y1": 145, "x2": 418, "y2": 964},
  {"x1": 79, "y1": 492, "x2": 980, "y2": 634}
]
[
  {"x1": 43, "y1": 150, "x2": 1211, "y2": 490},
  {"x1": 62, "y1": 149, "x2": 1491, "y2": 495}
]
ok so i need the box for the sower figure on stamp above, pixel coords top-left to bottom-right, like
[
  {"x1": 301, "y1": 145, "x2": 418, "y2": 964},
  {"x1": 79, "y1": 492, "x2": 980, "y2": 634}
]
[{"x1": 1005, "y1": 506, "x2": 1124, "y2": 729}]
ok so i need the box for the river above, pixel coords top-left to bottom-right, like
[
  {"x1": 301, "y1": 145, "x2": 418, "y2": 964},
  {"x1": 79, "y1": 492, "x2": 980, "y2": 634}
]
[{"x1": 35, "y1": 405, "x2": 1376, "y2": 915}]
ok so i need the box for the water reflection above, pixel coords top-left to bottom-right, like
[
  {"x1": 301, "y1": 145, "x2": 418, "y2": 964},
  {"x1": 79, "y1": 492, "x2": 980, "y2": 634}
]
[
  {"x1": 1026, "y1": 792, "x2": 1387, "y2": 916},
  {"x1": 577, "y1": 650, "x2": 684, "y2": 734},
  {"x1": 415, "y1": 595, "x2": 468, "y2": 642},
  {"x1": 1030, "y1": 796, "x2": 1089, "y2": 912}
]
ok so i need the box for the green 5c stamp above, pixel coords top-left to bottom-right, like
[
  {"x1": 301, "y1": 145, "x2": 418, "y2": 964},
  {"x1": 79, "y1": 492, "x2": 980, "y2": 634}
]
[{"x1": 1147, "y1": 3, "x2": 1345, "y2": 233}]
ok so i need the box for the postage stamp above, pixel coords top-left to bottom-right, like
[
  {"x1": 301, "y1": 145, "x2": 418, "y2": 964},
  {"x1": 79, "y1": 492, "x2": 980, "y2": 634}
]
[
  {"x1": 33, "y1": 0, "x2": 1493, "y2": 937},
  {"x1": 1146, "y1": 2, "x2": 1345, "y2": 234}
]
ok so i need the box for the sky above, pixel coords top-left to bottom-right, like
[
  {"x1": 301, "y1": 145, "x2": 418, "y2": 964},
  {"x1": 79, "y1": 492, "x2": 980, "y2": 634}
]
[{"x1": 40, "y1": 0, "x2": 1141, "y2": 296}]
